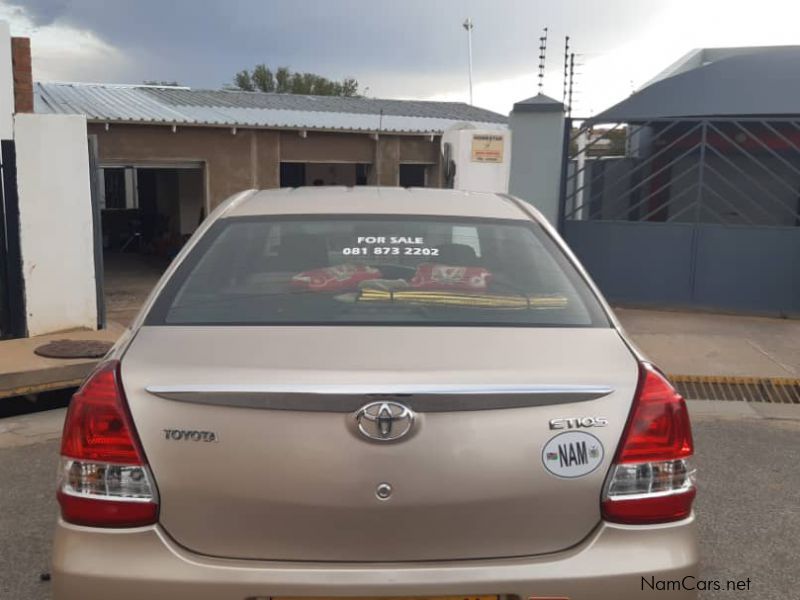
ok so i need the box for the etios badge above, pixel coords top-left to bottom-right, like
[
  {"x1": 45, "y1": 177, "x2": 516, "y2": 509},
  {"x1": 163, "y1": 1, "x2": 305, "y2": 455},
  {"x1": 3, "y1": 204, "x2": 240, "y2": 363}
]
[
  {"x1": 542, "y1": 431, "x2": 604, "y2": 478},
  {"x1": 355, "y1": 401, "x2": 415, "y2": 442}
]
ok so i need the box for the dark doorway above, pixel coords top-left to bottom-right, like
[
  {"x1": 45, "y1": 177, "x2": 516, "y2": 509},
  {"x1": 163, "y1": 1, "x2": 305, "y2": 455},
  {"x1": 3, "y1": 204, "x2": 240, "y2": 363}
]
[
  {"x1": 136, "y1": 168, "x2": 161, "y2": 252},
  {"x1": 98, "y1": 165, "x2": 204, "y2": 325},
  {"x1": 280, "y1": 163, "x2": 306, "y2": 187},
  {"x1": 399, "y1": 164, "x2": 427, "y2": 187},
  {"x1": 100, "y1": 166, "x2": 203, "y2": 258},
  {"x1": 281, "y1": 162, "x2": 371, "y2": 187},
  {"x1": 356, "y1": 164, "x2": 369, "y2": 185}
]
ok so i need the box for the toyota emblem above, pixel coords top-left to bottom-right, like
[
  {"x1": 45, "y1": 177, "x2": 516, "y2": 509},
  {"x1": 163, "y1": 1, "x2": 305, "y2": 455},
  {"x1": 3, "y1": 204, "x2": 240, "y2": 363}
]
[{"x1": 355, "y1": 401, "x2": 415, "y2": 442}]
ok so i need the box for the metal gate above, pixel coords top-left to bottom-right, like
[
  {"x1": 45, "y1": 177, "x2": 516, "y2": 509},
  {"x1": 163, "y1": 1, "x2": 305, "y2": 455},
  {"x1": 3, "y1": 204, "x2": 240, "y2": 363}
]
[
  {"x1": 0, "y1": 140, "x2": 25, "y2": 338},
  {"x1": 560, "y1": 118, "x2": 800, "y2": 316},
  {"x1": 87, "y1": 135, "x2": 106, "y2": 330}
]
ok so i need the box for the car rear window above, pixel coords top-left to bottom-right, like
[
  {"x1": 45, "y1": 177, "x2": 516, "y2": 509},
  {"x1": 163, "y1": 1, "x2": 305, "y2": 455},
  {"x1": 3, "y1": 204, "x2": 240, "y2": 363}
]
[{"x1": 146, "y1": 215, "x2": 609, "y2": 327}]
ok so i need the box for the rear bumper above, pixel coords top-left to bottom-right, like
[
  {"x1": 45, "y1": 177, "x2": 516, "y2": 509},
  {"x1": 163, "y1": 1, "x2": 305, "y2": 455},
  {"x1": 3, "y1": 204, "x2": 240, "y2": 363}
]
[{"x1": 52, "y1": 516, "x2": 698, "y2": 600}]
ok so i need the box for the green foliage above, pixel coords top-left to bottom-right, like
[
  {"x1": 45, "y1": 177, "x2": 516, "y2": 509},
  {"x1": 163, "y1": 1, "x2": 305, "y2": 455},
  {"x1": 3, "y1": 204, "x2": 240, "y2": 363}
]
[
  {"x1": 275, "y1": 67, "x2": 290, "y2": 93},
  {"x1": 233, "y1": 64, "x2": 359, "y2": 96},
  {"x1": 251, "y1": 65, "x2": 275, "y2": 92},
  {"x1": 233, "y1": 70, "x2": 254, "y2": 92}
]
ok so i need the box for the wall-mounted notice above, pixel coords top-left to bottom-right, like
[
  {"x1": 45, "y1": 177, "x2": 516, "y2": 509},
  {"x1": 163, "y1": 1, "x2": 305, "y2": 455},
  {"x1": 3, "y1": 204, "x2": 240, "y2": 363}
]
[{"x1": 471, "y1": 134, "x2": 505, "y2": 163}]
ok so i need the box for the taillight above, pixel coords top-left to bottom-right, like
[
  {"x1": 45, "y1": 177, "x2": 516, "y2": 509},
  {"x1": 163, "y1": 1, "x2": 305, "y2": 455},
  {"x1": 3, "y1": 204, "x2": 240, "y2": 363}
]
[
  {"x1": 58, "y1": 360, "x2": 158, "y2": 527},
  {"x1": 602, "y1": 363, "x2": 696, "y2": 524}
]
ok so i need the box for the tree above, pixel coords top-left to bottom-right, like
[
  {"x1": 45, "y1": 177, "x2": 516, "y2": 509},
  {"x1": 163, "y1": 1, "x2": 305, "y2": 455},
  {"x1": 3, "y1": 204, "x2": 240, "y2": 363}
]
[
  {"x1": 232, "y1": 65, "x2": 359, "y2": 96},
  {"x1": 341, "y1": 77, "x2": 358, "y2": 96},
  {"x1": 233, "y1": 70, "x2": 254, "y2": 92},
  {"x1": 275, "y1": 67, "x2": 291, "y2": 93},
  {"x1": 251, "y1": 64, "x2": 275, "y2": 92}
]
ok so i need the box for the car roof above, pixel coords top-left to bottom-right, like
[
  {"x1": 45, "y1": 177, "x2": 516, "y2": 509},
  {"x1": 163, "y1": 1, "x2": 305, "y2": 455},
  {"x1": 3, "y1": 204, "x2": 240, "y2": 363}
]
[{"x1": 225, "y1": 187, "x2": 535, "y2": 221}]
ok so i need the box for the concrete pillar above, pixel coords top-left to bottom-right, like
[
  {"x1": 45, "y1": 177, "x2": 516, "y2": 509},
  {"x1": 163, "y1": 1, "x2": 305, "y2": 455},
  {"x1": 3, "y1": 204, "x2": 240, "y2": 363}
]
[
  {"x1": 508, "y1": 93, "x2": 566, "y2": 225},
  {"x1": 15, "y1": 113, "x2": 98, "y2": 335},
  {"x1": 255, "y1": 130, "x2": 280, "y2": 189},
  {"x1": 369, "y1": 135, "x2": 400, "y2": 186}
]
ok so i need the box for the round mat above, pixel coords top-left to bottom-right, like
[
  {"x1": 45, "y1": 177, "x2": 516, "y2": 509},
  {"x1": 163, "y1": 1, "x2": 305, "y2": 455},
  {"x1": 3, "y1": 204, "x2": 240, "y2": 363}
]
[{"x1": 34, "y1": 339, "x2": 114, "y2": 359}]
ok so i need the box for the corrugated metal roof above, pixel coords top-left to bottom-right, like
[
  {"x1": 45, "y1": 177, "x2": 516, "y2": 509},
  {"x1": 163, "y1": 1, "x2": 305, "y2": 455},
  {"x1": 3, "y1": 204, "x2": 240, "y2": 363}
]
[
  {"x1": 593, "y1": 46, "x2": 800, "y2": 122},
  {"x1": 34, "y1": 82, "x2": 508, "y2": 134}
]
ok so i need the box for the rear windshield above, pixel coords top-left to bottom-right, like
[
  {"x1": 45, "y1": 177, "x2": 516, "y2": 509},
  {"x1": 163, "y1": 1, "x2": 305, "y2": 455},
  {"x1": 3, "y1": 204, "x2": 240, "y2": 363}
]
[{"x1": 146, "y1": 215, "x2": 609, "y2": 327}]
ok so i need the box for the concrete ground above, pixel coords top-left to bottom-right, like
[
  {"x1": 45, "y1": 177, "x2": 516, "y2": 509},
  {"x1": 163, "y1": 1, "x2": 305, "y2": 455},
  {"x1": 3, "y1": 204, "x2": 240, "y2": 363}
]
[
  {"x1": 0, "y1": 253, "x2": 162, "y2": 403},
  {"x1": 0, "y1": 324, "x2": 125, "y2": 401},
  {"x1": 0, "y1": 402, "x2": 798, "y2": 599},
  {"x1": 102, "y1": 252, "x2": 167, "y2": 326},
  {"x1": 615, "y1": 307, "x2": 800, "y2": 378}
]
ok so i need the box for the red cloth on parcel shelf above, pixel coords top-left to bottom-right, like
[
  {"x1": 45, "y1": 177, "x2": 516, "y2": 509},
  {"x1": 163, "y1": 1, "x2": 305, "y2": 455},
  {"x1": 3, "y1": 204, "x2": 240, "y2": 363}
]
[
  {"x1": 410, "y1": 263, "x2": 492, "y2": 291},
  {"x1": 291, "y1": 264, "x2": 382, "y2": 292}
]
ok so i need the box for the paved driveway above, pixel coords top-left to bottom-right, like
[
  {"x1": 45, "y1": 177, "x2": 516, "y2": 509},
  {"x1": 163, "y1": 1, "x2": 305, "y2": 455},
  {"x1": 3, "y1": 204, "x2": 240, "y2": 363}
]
[
  {"x1": 616, "y1": 307, "x2": 800, "y2": 378},
  {"x1": 1, "y1": 409, "x2": 798, "y2": 600}
]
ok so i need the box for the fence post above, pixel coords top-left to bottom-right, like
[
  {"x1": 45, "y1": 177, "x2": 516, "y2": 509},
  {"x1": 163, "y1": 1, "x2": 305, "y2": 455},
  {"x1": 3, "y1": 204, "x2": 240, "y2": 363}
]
[
  {"x1": 1, "y1": 139, "x2": 26, "y2": 338},
  {"x1": 556, "y1": 116, "x2": 572, "y2": 234},
  {"x1": 87, "y1": 135, "x2": 106, "y2": 330}
]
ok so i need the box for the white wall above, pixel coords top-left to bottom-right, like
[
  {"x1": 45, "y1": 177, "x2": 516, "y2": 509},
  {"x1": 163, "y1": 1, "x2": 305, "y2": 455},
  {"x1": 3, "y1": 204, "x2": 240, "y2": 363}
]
[
  {"x1": 0, "y1": 21, "x2": 14, "y2": 139},
  {"x1": 15, "y1": 113, "x2": 98, "y2": 335},
  {"x1": 441, "y1": 126, "x2": 511, "y2": 193}
]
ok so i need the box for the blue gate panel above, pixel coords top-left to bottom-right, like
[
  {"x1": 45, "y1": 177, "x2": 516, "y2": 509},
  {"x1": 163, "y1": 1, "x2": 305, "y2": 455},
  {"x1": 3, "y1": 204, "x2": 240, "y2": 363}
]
[
  {"x1": 561, "y1": 118, "x2": 800, "y2": 316},
  {"x1": 563, "y1": 220, "x2": 695, "y2": 306},
  {"x1": 694, "y1": 225, "x2": 800, "y2": 315}
]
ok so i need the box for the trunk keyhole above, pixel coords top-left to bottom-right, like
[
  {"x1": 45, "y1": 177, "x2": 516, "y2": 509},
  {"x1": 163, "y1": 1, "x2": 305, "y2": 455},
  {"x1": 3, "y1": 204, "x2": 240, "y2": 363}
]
[{"x1": 375, "y1": 482, "x2": 392, "y2": 500}]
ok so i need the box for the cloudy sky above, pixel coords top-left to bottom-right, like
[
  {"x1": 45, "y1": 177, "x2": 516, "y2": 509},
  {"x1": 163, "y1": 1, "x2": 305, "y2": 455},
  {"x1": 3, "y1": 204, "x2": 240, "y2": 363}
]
[{"x1": 2, "y1": 0, "x2": 800, "y2": 116}]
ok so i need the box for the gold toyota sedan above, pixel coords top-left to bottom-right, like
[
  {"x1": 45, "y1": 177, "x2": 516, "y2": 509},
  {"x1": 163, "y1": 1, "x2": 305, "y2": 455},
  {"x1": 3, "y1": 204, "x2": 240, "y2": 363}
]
[{"x1": 53, "y1": 187, "x2": 698, "y2": 600}]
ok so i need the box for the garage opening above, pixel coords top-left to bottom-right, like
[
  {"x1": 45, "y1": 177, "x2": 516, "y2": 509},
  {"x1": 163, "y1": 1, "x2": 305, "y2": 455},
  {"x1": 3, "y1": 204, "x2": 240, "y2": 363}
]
[
  {"x1": 280, "y1": 162, "x2": 370, "y2": 187},
  {"x1": 99, "y1": 164, "x2": 205, "y2": 324},
  {"x1": 399, "y1": 164, "x2": 428, "y2": 187}
]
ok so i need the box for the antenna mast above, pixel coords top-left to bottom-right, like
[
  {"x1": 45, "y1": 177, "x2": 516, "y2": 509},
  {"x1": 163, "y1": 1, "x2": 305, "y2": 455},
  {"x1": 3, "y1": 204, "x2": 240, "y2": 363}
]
[
  {"x1": 537, "y1": 26, "x2": 548, "y2": 93},
  {"x1": 463, "y1": 17, "x2": 475, "y2": 105}
]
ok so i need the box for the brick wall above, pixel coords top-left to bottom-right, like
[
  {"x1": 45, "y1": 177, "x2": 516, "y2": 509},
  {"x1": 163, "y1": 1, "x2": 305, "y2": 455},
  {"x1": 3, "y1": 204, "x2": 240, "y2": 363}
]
[{"x1": 11, "y1": 37, "x2": 33, "y2": 113}]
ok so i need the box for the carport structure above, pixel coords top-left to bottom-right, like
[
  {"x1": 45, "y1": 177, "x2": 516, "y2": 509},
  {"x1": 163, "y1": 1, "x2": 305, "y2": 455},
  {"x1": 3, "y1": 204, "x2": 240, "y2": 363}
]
[{"x1": 561, "y1": 46, "x2": 800, "y2": 317}]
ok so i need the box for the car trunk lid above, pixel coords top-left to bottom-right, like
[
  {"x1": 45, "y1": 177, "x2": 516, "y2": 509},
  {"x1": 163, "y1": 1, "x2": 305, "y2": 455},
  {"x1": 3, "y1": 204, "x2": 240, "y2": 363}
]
[{"x1": 121, "y1": 325, "x2": 638, "y2": 561}]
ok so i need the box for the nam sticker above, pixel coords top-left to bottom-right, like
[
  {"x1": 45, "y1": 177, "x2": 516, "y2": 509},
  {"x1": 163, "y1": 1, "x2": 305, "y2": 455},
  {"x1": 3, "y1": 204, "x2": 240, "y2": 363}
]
[{"x1": 542, "y1": 431, "x2": 604, "y2": 478}]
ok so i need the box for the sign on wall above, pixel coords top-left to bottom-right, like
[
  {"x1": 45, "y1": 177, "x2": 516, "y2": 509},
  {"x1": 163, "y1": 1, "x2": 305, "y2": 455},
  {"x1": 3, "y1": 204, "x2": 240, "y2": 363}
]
[{"x1": 470, "y1": 134, "x2": 505, "y2": 163}]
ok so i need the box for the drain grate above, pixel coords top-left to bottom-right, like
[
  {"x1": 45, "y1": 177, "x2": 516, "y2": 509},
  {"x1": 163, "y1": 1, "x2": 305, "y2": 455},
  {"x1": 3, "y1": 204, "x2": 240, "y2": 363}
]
[{"x1": 671, "y1": 375, "x2": 800, "y2": 404}]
